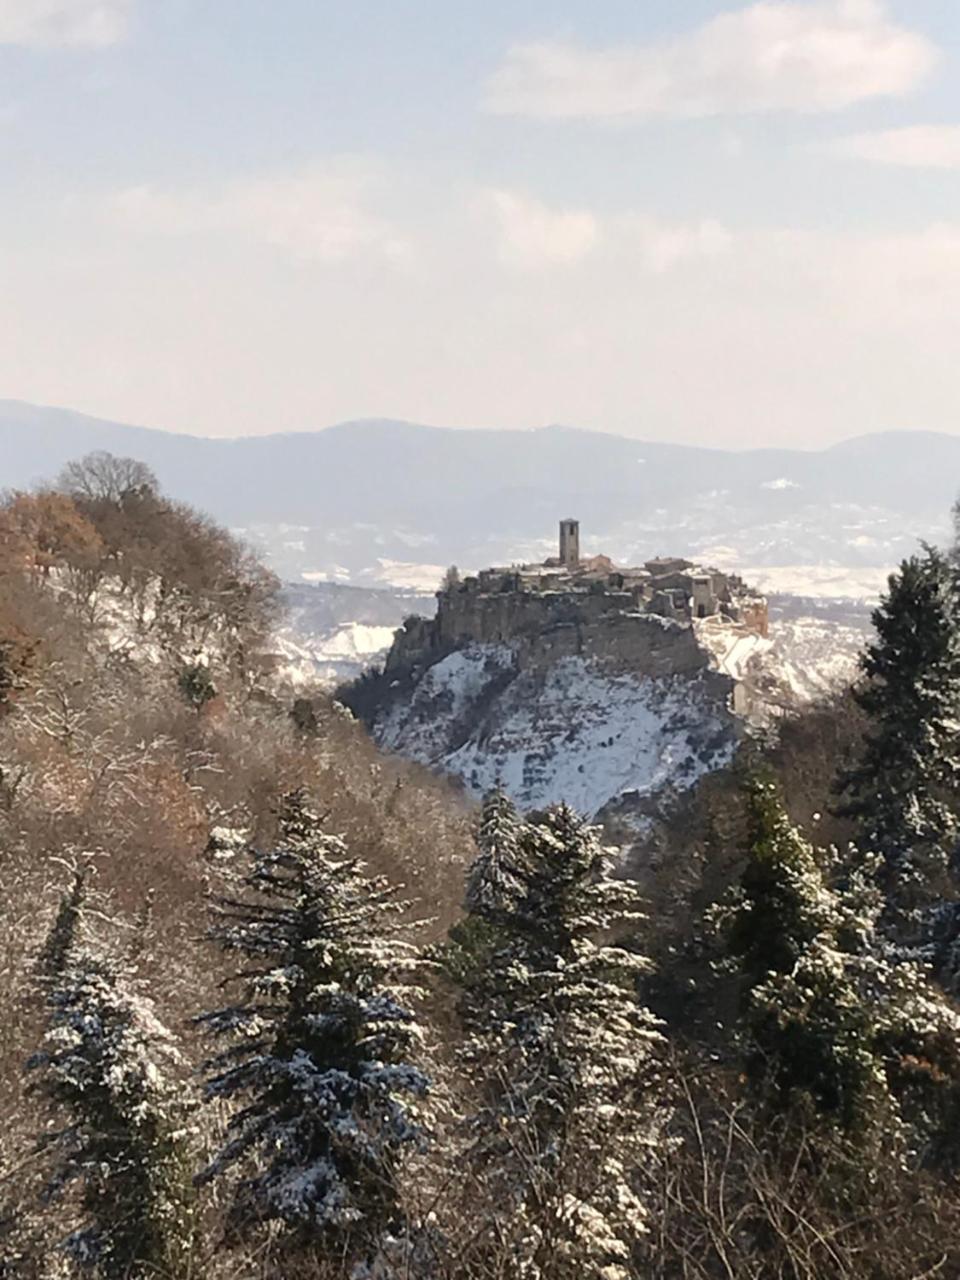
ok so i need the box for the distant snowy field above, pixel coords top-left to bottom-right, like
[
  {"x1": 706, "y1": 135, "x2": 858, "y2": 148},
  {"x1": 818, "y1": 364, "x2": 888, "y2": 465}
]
[
  {"x1": 274, "y1": 621, "x2": 400, "y2": 686},
  {"x1": 734, "y1": 565, "x2": 888, "y2": 601}
]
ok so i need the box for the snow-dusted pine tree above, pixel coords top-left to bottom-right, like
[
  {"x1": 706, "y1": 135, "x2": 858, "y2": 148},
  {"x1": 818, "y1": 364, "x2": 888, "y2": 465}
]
[
  {"x1": 196, "y1": 789, "x2": 429, "y2": 1266},
  {"x1": 839, "y1": 548, "x2": 960, "y2": 920},
  {"x1": 443, "y1": 787, "x2": 528, "y2": 992},
  {"x1": 35, "y1": 867, "x2": 86, "y2": 981},
  {"x1": 28, "y1": 880, "x2": 194, "y2": 1278},
  {"x1": 726, "y1": 776, "x2": 839, "y2": 988},
  {"x1": 462, "y1": 802, "x2": 665, "y2": 1280},
  {"x1": 464, "y1": 786, "x2": 526, "y2": 920}
]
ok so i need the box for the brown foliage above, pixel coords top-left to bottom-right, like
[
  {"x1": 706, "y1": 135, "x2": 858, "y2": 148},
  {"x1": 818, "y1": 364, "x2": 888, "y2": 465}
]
[
  {"x1": 0, "y1": 489, "x2": 104, "y2": 580},
  {"x1": 0, "y1": 455, "x2": 480, "y2": 1274}
]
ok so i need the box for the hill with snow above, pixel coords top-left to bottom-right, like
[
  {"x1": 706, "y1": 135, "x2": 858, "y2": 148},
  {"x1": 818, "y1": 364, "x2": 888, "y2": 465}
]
[
  {"x1": 342, "y1": 563, "x2": 871, "y2": 852},
  {"x1": 373, "y1": 645, "x2": 738, "y2": 820}
]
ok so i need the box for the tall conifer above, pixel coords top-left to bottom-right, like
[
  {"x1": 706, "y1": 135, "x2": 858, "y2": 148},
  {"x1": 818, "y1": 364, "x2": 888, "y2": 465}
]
[
  {"x1": 196, "y1": 791, "x2": 429, "y2": 1266},
  {"x1": 722, "y1": 778, "x2": 960, "y2": 1144},
  {"x1": 29, "y1": 877, "x2": 194, "y2": 1277},
  {"x1": 840, "y1": 547, "x2": 960, "y2": 917},
  {"x1": 462, "y1": 803, "x2": 664, "y2": 1279}
]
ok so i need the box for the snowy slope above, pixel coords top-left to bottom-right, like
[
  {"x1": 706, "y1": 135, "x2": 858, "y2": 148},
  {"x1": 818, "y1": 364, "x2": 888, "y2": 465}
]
[
  {"x1": 273, "y1": 622, "x2": 399, "y2": 686},
  {"x1": 375, "y1": 646, "x2": 736, "y2": 816},
  {"x1": 696, "y1": 614, "x2": 861, "y2": 708},
  {"x1": 364, "y1": 584, "x2": 874, "y2": 822}
]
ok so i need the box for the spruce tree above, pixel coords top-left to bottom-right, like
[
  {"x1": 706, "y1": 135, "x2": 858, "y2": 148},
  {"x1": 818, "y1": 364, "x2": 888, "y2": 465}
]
[
  {"x1": 722, "y1": 778, "x2": 885, "y2": 1127},
  {"x1": 840, "y1": 547, "x2": 960, "y2": 919},
  {"x1": 463, "y1": 803, "x2": 664, "y2": 1280},
  {"x1": 722, "y1": 777, "x2": 960, "y2": 1141},
  {"x1": 727, "y1": 777, "x2": 837, "y2": 985},
  {"x1": 36, "y1": 868, "x2": 86, "y2": 981},
  {"x1": 28, "y1": 879, "x2": 194, "y2": 1277},
  {"x1": 464, "y1": 785, "x2": 526, "y2": 920},
  {"x1": 443, "y1": 787, "x2": 527, "y2": 991},
  {"x1": 196, "y1": 790, "x2": 429, "y2": 1266}
]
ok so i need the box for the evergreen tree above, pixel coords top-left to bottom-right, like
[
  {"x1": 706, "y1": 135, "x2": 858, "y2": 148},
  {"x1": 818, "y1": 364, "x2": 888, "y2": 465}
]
[
  {"x1": 727, "y1": 777, "x2": 837, "y2": 986},
  {"x1": 463, "y1": 803, "x2": 664, "y2": 1280},
  {"x1": 722, "y1": 778, "x2": 960, "y2": 1142},
  {"x1": 442, "y1": 787, "x2": 527, "y2": 991},
  {"x1": 464, "y1": 786, "x2": 526, "y2": 920},
  {"x1": 839, "y1": 548, "x2": 960, "y2": 918},
  {"x1": 36, "y1": 868, "x2": 86, "y2": 982},
  {"x1": 28, "y1": 881, "x2": 194, "y2": 1278},
  {"x1": 196, "y1": 790, "x2": 429, "y2": 1266},
  {"x1": 178, "y1": 660, "x2": 217, "y2": 711},
  {"x1": 722, "y1": 778, "x2": 886, "y2": 1128}
]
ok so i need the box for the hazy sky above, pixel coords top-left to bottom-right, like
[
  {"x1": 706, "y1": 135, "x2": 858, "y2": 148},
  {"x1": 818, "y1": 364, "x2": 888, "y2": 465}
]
[{"x1": 2, "y1": 1, "x2": 960, "y2": 446}]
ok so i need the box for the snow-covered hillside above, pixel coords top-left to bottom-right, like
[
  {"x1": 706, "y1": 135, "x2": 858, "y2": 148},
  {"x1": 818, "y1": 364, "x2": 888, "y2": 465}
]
[
  {"x1": 352, "y1": 579, "x2": 874, "y2": 834},
  {"x1": 274, "y1": 581, "x2": 434, "y2": 685},
  {"x1": 696, "y1": 598, "x2": 867, "y2": 709},
  {"x1": 375, "y1": 646, "x2": 737, "y2": 817}
]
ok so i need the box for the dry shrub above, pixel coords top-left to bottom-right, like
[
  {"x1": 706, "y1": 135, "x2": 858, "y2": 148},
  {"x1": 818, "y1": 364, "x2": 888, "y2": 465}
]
[{"x1": 644, "y1": 1057, "x2": 960, "y2": 1280}]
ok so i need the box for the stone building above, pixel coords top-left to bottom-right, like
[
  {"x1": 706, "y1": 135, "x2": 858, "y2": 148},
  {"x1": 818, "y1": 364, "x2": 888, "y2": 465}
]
[
  {"x1": 424, "y1": 519, "x2": 769, "y2": 641},
  {"x1": 559, "y1": 518, "x2": 580, "y2": 567}
]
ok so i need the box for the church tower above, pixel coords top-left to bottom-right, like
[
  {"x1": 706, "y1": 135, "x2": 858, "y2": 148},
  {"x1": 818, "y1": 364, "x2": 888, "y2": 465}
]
[{"x1": 559, "y1": 518, "x2": 580, "y2": 568}]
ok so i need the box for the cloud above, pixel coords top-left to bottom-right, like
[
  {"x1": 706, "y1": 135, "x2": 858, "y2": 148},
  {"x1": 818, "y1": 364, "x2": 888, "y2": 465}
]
[
  {"x1": 0, "y1": 0, "x2": 130, "y2": 47},
  {"x1": 105, "y1": 168, "x2": 412, "y2": 267},
  {"x1": 621, "y1": 216, "x2": 733, "y2": 272},
  {"x1": 484, "y1": 1, "x2": 937, "y2": 120},
  {"x1": 483, "y1": 192, "x2": 732, "y2": 274},
  {"x1": 823, "y1": 124, "x2": 960, "y2": 169},
  {"x1": 483, "y1": 189, "x2": 599, "y2": 267}
]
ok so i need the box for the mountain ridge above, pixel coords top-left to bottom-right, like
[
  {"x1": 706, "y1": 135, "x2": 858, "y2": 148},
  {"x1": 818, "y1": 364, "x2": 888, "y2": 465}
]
[
  {"x1": 2, "y1": 399, "x2": 955, "y2": 587},
  {"x1": 2, "y1": 395, "x2": 956, "y2": 452}
]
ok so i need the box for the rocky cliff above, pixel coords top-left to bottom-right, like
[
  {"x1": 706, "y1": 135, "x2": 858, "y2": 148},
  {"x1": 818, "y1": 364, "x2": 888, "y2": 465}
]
[
  {"x1": 374, "y1": 644, "x2": 737, "y2": 820},
  {"x1": 345, "y1": 580, "x2": 764, "y2": 831}
]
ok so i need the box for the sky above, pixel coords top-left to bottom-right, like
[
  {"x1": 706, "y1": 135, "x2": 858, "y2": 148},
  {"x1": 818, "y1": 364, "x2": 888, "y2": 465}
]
[{"x1": 2, "y1": 1, "x2": 960, "y2": 447}]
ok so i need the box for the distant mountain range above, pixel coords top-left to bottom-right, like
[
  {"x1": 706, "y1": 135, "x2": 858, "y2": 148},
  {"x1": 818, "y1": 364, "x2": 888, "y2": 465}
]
[{"x1": 2, "y1": 399, "x2": 955, "y2": 592}]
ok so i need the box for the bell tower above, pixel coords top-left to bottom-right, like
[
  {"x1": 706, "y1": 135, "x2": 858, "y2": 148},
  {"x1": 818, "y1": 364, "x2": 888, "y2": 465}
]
[{"x1": 559, "y1": 518, "x2": 580, "y2": 568}]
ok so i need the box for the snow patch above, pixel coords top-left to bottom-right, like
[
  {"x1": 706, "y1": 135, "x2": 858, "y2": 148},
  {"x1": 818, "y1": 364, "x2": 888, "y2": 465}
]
[
  {"x1": 697, "y1": 622, "x2": 772, "y2": 681},
  {"x1": 363, "y1": 560, "x2": 449, "y2": 591}
]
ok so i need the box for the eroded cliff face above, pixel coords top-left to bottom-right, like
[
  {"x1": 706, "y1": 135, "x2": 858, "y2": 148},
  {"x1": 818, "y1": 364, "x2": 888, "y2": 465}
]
[
  {"x1": 386, "y1": 587, "x2": 709, "y2": 680},
  {"x1": 362, "y1": 589, "x2": 744, "y2": 822},
  {"x1": 375, "y1": 644, "x2": 737, "y2": 817}
]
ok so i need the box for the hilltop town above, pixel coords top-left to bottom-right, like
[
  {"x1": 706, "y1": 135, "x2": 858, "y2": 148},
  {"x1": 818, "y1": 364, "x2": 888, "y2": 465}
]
[
  {"x1": 456, "y1": 518, "x2": 767, "y2": 630},
  {"x1": 383, "y1": 519, "x2": 769, "y2": 680}
]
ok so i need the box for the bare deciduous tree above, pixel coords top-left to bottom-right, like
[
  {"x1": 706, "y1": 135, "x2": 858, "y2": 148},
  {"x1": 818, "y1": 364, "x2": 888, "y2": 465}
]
[{"x1": 57, "y1": 451, "x2": 159, "y2": 506}]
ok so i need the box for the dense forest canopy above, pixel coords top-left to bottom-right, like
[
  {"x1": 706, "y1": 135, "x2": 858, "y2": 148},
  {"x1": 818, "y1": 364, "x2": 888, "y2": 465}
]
[{"x1": 4, "y1": 453, "x2": 960, "y2": 1278}]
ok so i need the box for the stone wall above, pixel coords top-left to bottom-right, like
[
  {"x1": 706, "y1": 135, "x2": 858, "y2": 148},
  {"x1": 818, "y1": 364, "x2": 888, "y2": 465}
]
[{"x1": 385, "y1": 587, "x2": 710, "y2": 681}]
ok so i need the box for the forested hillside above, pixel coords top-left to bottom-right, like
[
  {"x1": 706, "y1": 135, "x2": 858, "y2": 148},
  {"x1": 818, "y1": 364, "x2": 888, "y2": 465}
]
[{"x1": 4, "y1": 454, "x2": 960, "y2": 1278}]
